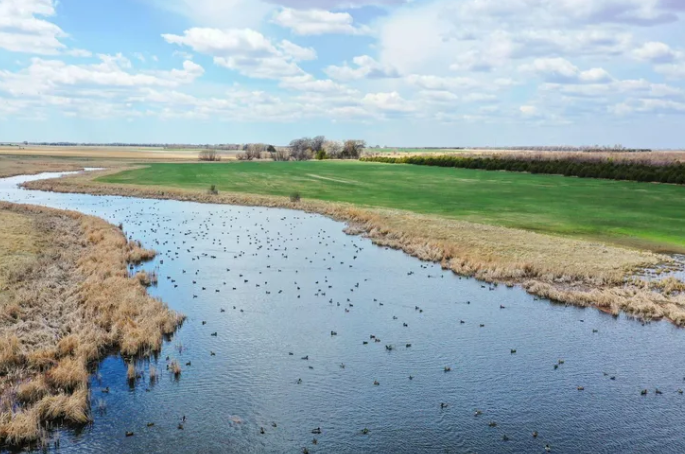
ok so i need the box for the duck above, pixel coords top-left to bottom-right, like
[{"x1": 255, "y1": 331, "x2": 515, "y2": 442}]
[
  {"x1": 125, "y1": 431, "x2": 134, "y2": 437},
  {"x1": 311, "y1": 427, "x2": 322, "y2": 434}
]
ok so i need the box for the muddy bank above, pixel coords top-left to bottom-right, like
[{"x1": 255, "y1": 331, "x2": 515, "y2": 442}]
[
  {"x1": 20, "y1": 170, "x2": 685, "y2": 326},
  {"x1": 0, "y1": 202, "x2": 184, "y2": 448}
]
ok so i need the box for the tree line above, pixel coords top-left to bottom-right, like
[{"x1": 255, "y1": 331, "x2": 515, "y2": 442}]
[
  {"x1": 361, "y1": 155, "x2": 685, "y2": 185},
  {"x1": 231, "y1": 137, "x2": 366, "y2": 161}
]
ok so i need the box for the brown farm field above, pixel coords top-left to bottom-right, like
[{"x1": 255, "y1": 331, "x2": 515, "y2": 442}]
[{"x1": 0, "y1": 146, "x2": 228, "y2": 179}]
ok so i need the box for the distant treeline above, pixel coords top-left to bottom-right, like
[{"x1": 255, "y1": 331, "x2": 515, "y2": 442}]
[
  {"x1": 469, "y1": 146, "x2": 653, "y2": 153},
  {"x1": 361, "y1": 155, "x2": 685, "y2": 184}
]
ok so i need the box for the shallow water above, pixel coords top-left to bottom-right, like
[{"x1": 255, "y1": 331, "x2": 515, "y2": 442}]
[{"x1": 2, "y1": 172, "x2": 685, "y2": 453}]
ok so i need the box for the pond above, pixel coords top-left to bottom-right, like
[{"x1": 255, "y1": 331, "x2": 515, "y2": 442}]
[{"x1": 1, "y1": 172, "x2": 684, "y2": 453}]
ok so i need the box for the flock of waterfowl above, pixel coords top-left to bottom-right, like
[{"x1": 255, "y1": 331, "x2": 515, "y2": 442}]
[{"x1": 5, "y1": 175, "x2": 685, "y2": 453}]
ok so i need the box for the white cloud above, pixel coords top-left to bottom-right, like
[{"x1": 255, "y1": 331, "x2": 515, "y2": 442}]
[
  {"x1": 405, "y1": 74, "x2": 484, "y2": 91},
  {"x1": 0, "y1": 0, "x2": 66, "y2": 54},
  {"x1": 520, "y1": 105, "x2": 538, "y2": 116},
  {"x1": 417, "y1": 90, "x2": 459, "y2": 103},
  {"x1": 279, "y1": 40, "x2": 317, "y2": 61},
  {"x1": 162, "y1": 28, "x2": 305, "y2": 79},
  {"x1": 656, "y1": 62, "x2": 685, "y2": 79},
  {"x1": 362, "y1": 91, "x2": 414, "y2": 112},
  {"x1": 610, "y1": 98, "x2": 685, "y2": 116},
  {"x1": 279, "y1": 74, "x2": 353, "y2": 93},
  {"x1": 324, "y1": 55, "x2": 400, "y2": 80},
  {"x1": 632, "y1": 41, "x2": 681, "y2": 63},
  {"x1": 520, "y1": 58, "x2": 612, "y2": 84},
  {"x1": 267, "y1": 0, "x2": 406, "y2": 7},
  {"x1": 0, "y1": 55, "x2": 203, "y2": 96},
  {"x1": 272, "y1": 8, "x2": 370, "y2": 35}
]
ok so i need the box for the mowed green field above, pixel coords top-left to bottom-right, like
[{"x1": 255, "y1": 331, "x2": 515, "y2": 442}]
[{"x1": 100, "y1": 161, "x2": 685, "y2": 251}]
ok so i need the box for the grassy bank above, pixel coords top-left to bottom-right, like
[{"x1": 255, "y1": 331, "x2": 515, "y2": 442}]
[
  {"x1": 22, "y1": 169, "x2": 685, "y2": 328},
  {"x1": 0, "y1": 202, "x2": 184, "y2": 448},
  {"x1": 99, "y1": 161, "x2": 685, "y2": 252}
]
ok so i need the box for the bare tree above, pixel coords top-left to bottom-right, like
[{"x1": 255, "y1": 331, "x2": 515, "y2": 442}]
[
  {"x1": 273, "y1": 148, "x2": 291, "y2": 161},
  {"x1": 323, "y1": 140, "x2": 343, "y2": 159},
  {"x1": 311, "y1": 136, "x2": 326, "y2": 153},
  {"x1": 198, "y1": 149, "x2": 221, "y2": 161},
  {"x1": 244, "y1": 143, "x2": 265, "y2": 160},
  {"x1": 342, "y1": 140, "x2": 366, "y2": 159},
  {"x1": 290, "y1": 137, "x2": 314, "y2": 161}
]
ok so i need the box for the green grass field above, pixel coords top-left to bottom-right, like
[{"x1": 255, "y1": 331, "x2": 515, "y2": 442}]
[{"x1": 100, "y1": 161, "x2": 685, "y2": 252}]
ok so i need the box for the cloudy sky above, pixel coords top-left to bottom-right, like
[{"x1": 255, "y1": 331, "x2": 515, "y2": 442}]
[{"x1": 1, "y1": 0, "x2": 684, "y2": 147}]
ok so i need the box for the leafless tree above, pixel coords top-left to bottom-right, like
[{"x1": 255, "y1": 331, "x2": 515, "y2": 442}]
[
  {"x1": 323, "y1": 141, "x2": 343, "y2": 159},
  {"x1": 342, "y1": 140, "x2": 366, "y2": 159},
  {"x1": 244, "y1": 143, "x2": 265, "y2": 160},
  {"x1": 273, "y1": 148, "x2": 292, "y2": 161},
  {"x1": 290, "y1": 137, "x2": 316, "y2": 161},
  {"x1": 198, "y1": 149, "x2": 221, "y2": 161}
]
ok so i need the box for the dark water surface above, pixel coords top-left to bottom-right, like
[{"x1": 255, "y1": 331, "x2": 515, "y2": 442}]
[{"x1": 2, "y1": 172, "x2": 684, "y2": 454}]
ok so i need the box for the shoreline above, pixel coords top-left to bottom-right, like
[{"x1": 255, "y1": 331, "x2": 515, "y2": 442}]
[
  {"x1": 0, "y1": 201, "x2": 184, "y2": 448},
  {"x1": 19, "y1": 169, "x2": 685, "y2": 327}
]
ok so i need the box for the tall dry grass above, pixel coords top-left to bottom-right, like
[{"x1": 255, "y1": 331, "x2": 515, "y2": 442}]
[{"x1": 0, "y1": 202, "x2": 184, "y2": 448}]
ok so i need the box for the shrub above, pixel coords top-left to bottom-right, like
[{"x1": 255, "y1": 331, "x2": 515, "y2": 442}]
[
  {"x1": 360, "y1": 155, "x2": 685, "y2": 185},
  {"x1": 315, "y1": 150, "x2": 327, "y2": 160},
  {"x1": 198, "y1": 150, "x2": 221, "y2": 162},
  {"x1": 273, "y1": 148, "x2": 291, "y2": 161},
  {"x1": 208, "y1": 184, "x2": 218, "y2": 195}
]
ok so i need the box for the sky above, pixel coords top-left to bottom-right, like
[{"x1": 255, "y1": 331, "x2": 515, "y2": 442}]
[{"x1": 0, "y1": 0, "x2": 684, "y2": 147}]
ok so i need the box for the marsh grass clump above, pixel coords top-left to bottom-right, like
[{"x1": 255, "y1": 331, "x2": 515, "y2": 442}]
[
  {"x1": 46, "y1": 358, "x2": 89, "y2": 392},
  {"x1": 0, "y1": 202, "x2": 184, "y2": 448},
  {"x1": 169, "y1": 360, "x2": 182, "y2": 377},
  {"x1": 135, "y1": 270, "x2": 158, "y2": 287},
  {"x1": 0, "y1": 409, "x2": 42, "y2": 447},
  {"x1": 16, "y1": 379, "x2": 49, "y2": 405},
  {"x1": 208, "y1": 184, "x2": 219, "y2": 195},
  {"x1": 127, "y1": 363, "x2": 137, "y2": 382},
  {"x1": 290, "y1": 192, "x2": 301, "y2": 203},
  {"x1": 149, "y1": 365, "x2": 157, "y2": 384},
  {"x1": 0, "y1": 336, "x2": 23, "y2": 374}
]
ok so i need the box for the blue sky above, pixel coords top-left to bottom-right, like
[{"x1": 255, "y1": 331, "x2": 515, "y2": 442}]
[{"x1": 0, "y1": 0, "x2": 684, "y2": 147}]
